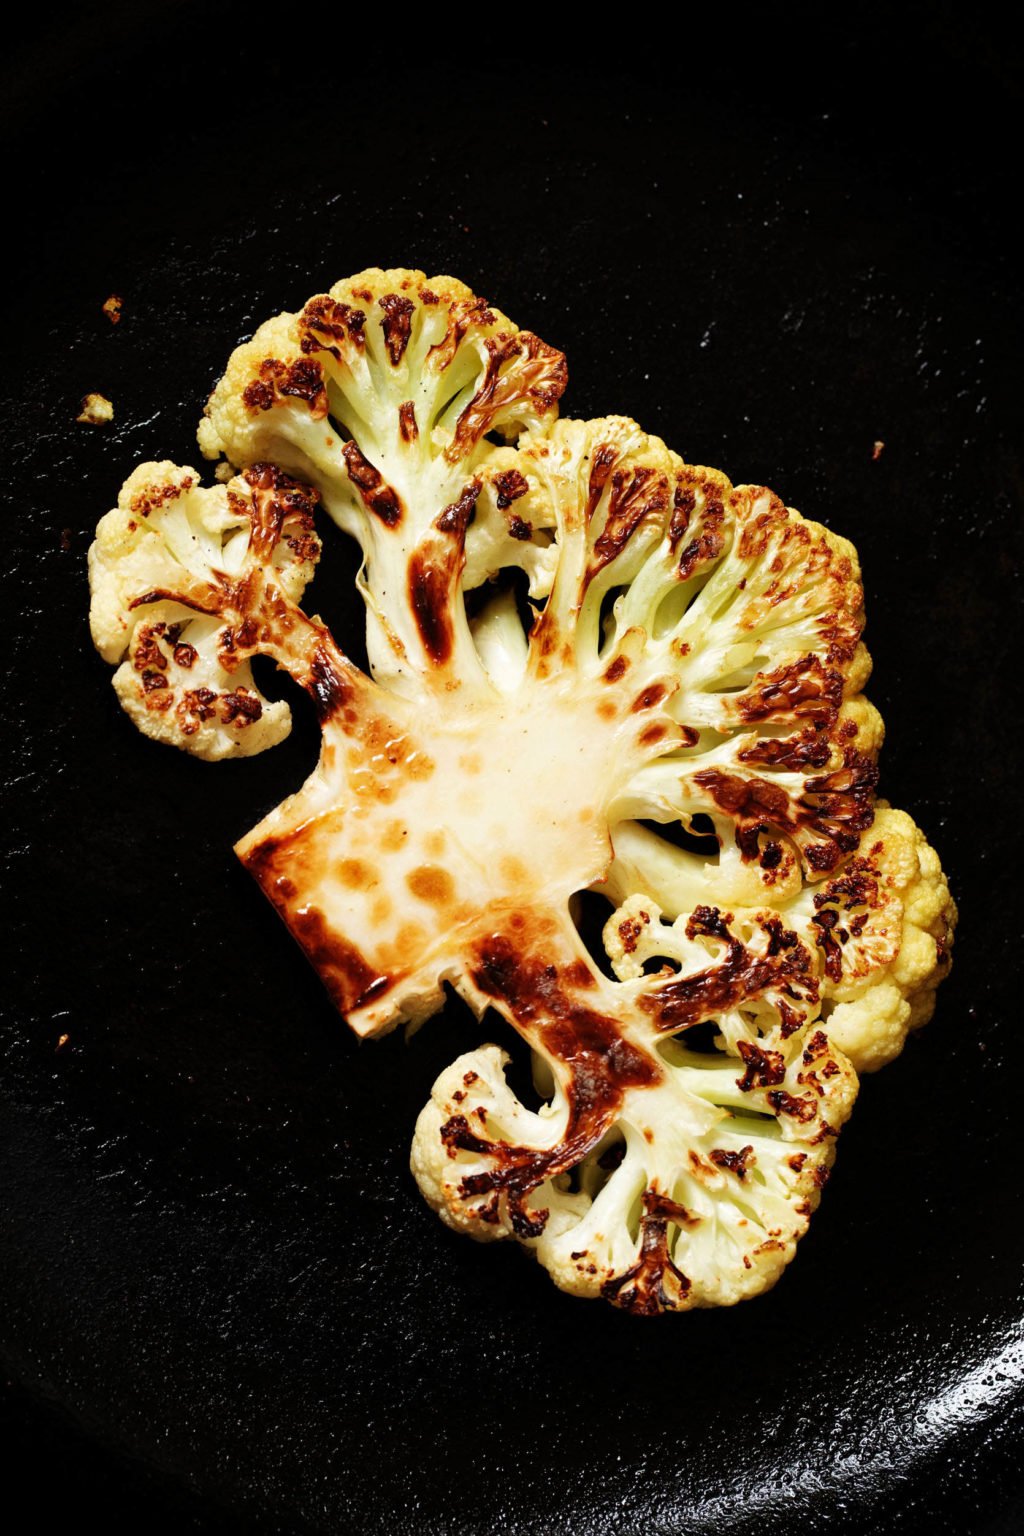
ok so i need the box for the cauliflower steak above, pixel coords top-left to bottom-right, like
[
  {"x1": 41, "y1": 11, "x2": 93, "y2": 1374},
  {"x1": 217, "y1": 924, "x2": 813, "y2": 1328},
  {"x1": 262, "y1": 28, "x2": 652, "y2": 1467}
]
[{"x1": 89, "y1": 270, "x2": 955, "y2": 1314}]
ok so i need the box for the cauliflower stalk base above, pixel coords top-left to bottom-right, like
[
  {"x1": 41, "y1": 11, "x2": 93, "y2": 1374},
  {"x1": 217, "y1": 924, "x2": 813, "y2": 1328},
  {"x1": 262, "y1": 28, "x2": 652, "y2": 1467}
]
[{"x1": 88, "y1": 270, "x2": 956, "y2": 1314}]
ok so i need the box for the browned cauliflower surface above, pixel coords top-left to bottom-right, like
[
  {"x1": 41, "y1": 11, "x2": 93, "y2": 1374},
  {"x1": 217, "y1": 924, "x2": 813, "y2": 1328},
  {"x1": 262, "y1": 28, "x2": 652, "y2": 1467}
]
[{"x1": 89, "y1": 269, "x2": 956, "y2": 1313}]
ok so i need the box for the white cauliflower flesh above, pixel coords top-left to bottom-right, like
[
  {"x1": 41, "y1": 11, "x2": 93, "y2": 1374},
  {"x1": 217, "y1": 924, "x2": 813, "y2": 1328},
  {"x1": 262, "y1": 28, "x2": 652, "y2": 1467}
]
[{"x1": 88, "y1": 268, "x2": 956, "y2": 1314}]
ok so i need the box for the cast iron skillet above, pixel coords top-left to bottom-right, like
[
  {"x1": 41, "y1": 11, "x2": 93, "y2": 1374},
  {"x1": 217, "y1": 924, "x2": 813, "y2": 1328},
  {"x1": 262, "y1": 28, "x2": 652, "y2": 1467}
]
[{"x1": 3, "y1": 11, "x2": 1022, "y2": 1532}]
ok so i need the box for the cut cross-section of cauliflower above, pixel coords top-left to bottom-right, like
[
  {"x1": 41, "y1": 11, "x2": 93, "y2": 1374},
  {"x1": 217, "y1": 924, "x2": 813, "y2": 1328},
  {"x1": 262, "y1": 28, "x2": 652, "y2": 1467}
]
[{"x1": 88, "y1": 269, "x2": 956, "y2": 1312}]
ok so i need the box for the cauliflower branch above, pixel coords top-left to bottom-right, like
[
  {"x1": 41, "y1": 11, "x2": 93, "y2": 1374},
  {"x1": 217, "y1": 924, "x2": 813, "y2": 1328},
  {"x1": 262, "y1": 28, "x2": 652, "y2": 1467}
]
[
  {"x1": 89, "y1": 460, "x2": 365, "y2": 759},
  {"x1": 88, "y1": 268, "x2": 956, "y2": 1313}
]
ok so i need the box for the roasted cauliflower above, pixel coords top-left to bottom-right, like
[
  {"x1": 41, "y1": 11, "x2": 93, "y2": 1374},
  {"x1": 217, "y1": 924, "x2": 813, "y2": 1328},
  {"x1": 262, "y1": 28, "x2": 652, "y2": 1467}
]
[{"x1": 88, "y1": 269, "x2": 956, "y2": 1313}]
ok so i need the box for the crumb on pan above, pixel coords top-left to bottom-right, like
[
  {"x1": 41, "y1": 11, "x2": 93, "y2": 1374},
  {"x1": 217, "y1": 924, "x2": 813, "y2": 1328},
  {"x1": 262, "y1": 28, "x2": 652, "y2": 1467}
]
[{"x1": 77, "y1": 392, "x2": 114, "y2": 425}]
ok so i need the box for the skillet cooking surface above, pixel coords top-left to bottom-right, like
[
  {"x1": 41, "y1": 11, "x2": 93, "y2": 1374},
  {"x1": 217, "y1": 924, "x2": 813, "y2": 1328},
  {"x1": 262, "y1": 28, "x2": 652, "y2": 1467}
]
[{"x1": 2, "y1": 13, "x2": 1023, "y2": 1532}]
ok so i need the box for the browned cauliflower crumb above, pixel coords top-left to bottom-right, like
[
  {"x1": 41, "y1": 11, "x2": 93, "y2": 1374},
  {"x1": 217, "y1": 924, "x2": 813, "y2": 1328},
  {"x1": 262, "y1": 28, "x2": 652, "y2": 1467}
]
[{"x1": 77, "y1": 392, "x2": 114, "y2": 426}]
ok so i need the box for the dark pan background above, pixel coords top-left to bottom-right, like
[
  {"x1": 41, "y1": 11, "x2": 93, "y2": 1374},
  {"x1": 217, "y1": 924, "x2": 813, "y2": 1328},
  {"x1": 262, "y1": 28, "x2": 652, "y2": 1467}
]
[{"x1": 2, "y1": 7, "x2": 1022, "y2": 1533}]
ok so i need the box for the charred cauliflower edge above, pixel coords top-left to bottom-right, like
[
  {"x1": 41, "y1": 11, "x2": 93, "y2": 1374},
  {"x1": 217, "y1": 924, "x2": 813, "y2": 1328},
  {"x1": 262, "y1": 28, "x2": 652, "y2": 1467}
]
[{"x1": 88, "y1": 269, "x2": 956, "y2": 1314}]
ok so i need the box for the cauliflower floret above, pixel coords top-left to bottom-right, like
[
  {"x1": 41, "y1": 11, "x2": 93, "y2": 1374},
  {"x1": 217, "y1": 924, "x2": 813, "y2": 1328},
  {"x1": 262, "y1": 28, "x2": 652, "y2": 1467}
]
[
  {"x1": 89, "y1": 460, "x2": 323, "y2": 760},
  {"x1": 197, "y1": 268, "x2": 566, "y2": 693},
  {"x1": 88, "y1": 268, "x2": 956, "y2": 1313},
  {"x1": 814, "y1": 805, "x2": 956, "y2": 1070},
  {"x1": 414, "y1": 935, "x2": 856, "y2": 1313}
]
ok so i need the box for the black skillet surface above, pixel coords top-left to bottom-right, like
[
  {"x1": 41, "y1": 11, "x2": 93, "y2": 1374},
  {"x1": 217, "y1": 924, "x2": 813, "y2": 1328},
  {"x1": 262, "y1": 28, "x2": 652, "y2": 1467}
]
[{"x1": 2, "y1": 10, "x2": 1023, "y2": 1532}]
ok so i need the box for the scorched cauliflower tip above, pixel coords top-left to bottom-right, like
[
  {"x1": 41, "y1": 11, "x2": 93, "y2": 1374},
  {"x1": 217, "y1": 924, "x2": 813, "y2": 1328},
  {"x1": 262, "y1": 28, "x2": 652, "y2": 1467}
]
[{"x1": 88, "y1": 268, "x2": 956, "y2": 1314}]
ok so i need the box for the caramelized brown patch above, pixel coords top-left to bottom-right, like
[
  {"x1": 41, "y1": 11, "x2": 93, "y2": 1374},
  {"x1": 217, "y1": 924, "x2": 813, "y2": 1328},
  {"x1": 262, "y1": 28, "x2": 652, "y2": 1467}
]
[
  {"x1": 408, "y1": 549, "x2": 454, "y2": 665},
  {"x1": 735, "y1": 490, "x2": 791, "y2": 557},
  {"x1": 617, "y1": 917, "x2": 644, "y2": 954},
  {"x1": 435, "y1": 480, "x2": 481, "y2": 537},
  {"x1": 443, "y1": 932, "x2": 660, "y2": 1239},
  {"x1": 641, "y1": 906, "x2": 817, "y2": 1033},
  {"x1": 337, "y1": 859, "x2": 375, "y2": 890},
  {"x1": 739, "y1": 732, "x2": 833, "y2": 772},
  {"x1": 809, "y1": 859, "x2": 887, "y2": 980},
  {"x1": 299, "y1": 295, "x2": 366, "y2": 357},
  {"x1": 498, "y1": 855, "x2": 529, "y2": 888},
  {"x1": 693, "y1": 755, "x2": 876, "y2": 871},
  {"x1": 803, "y1": 754, "x2": 878, "y2": 842},
  {"x1": 426, "y1": 296, "x2": 497, "y2": 373},
  {"x1": 290, "y1": 906, "x2": 391, "y2": 1015},
  {"x1": 380, "y1": 821, "x2": 409, "y2": 852},
  {"x1": 406, "y1": 865, "x2": 456, "y2": 907},
  {"x1": 378, "y1": 293, "x2": 415, "y2": 365},
  {"x1": 693, "y1": 769, "x2": 791, "y2": 853},
  {"x1": 446, "y1": 331, "x2": 567, "y2": 463},
  {"x1": 242, "y1": 357, "x2": 328, "y2": 418},
  {"x1": 810, "y1": 906, "x2": 845, "y2": 982},
  {"x1": 734, "y1": 656, "x2": 843, "y2": 727},
  {"x1": 644, "y1": 1188, "x2": 699, "y2": 1227},
  {"x1": 586, "y1": 444, "x2": 618, "y2": 515},
  {"x1": 767, "y1": 1089, "x2": 817, "y2": 1123},
  {"x1": 342, "y1": 442, "x2": 403, "y2": 527},
  {"x1": 243, "y1": 462, "x2": 320, "y2": 563},
  {"x1": 133, "y1": 625, "x2": 169, "y2": 672},
  {"x1": 588, "y1": 466, "x2": 668, "y2": 578},
  {"x1": 735, "y1": 1040, "x2": 786, "y2": 1092},
  {"x1": 129, "y1": 475, "x2": 194, "y2": 519},
  {"x1": 709, "y1": 1145, "x2": 754, "y2": 1180},
  {"x1": 601, "y1": 1189, "x2": 693, "y2": 1315},
  {"x1": 309, "y1": 647, "x2": 350, "y2": 720},
  {"x1": 603, "y1": 654, "x2": 630, "y2": 684},
  {"x1": 220, "y1": 689, "x2": 263, "y2": 725},
  {"x1": 632, "y1": 683, "x2": 667, "y2": 712},
  {"x1": 677, "y1": 500, "x2": 726, "y2": 578},
  {"x1": 669, "y1": 484, "x2": 696, "y2": 547},
  {"x1": 242, "y1": 833, "x2": 392, "y2": 1014},
  {"x1": 493, "y1": 468, "x2": 529, "y2": 509},
  {"x1": 398, "y1": 401, "x2": 418, "y2": 442},
  {"x1": 129, "y1": 583, "x2": 218, "y2": 617},
  {"x1": 177, "y1": 687, "x2": 217, "y2": 734}
]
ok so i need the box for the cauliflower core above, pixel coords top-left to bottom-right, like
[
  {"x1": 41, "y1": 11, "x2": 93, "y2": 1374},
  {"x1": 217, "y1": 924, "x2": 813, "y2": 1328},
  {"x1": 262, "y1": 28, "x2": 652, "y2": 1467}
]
[{"x1": 88, "y1": 269, "x2": 956, "y2": 1314}]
